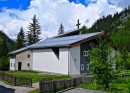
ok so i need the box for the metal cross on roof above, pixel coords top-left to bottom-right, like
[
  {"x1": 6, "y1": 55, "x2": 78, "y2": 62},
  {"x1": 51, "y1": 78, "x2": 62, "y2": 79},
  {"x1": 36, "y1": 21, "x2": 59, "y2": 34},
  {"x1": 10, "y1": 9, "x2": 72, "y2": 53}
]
[{"x1": 76, "y1": 19, "x2": 81, "y2": 29}]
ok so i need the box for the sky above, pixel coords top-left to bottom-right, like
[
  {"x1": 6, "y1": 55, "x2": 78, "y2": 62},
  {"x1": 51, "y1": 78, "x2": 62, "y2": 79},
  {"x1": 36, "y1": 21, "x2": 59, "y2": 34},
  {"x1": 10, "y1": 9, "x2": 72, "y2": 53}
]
[{"x1": 0, "y1": 0, "x2": 130, "y2": 40}]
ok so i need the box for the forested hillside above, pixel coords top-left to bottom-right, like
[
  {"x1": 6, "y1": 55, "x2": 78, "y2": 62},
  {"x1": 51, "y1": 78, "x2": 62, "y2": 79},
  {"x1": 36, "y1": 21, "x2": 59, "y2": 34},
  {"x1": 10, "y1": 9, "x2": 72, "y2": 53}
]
[
  {"x1": 89, "y1": 8, "x2": 130, "y2": 51},
  {"x1": 0, "y1": 31, "x2": 15, "y2": 51}
]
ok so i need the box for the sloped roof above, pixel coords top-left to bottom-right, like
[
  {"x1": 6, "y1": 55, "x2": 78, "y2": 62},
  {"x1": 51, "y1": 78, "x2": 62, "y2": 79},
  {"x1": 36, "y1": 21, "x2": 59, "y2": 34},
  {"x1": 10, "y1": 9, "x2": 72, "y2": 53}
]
[
  {"x1": 53, "y1": 29, "x2": 81, "y2": 38},
  {"x1": 9, "y1": 32, "x2": 103, "y2": 55}
]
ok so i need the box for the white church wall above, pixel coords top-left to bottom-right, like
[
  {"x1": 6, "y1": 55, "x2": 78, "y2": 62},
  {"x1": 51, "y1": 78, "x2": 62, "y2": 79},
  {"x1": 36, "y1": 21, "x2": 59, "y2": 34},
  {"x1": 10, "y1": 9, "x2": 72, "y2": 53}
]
[
  {"x1": 32, "y1": 48, "x2": 69, "y2": 75},
  {"x1": 10, "y1": 58, "x2": 16, "y2": 71}
]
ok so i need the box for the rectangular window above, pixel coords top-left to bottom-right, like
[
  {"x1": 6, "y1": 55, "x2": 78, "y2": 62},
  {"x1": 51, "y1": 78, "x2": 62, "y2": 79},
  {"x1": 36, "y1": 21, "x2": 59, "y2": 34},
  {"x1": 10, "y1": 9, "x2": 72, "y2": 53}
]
[
  {"x1": 83, "y1": 50, "x2": 90, "y2": 57},
  {"x1": 81, "y1": 64, "x2": 84, "y2": 70},
  {"x1": 28, "y1": 54, "x2": 30, "y2": 58},
  {"x1": 11, "y1": 63, "x2": 12, "y2": 67},
  {"x1": 27, "y1": 63, "x2": 30, "y2": 67},
  {"x1": 86, "y1": 64, "x2": 89, "y2": 70}
]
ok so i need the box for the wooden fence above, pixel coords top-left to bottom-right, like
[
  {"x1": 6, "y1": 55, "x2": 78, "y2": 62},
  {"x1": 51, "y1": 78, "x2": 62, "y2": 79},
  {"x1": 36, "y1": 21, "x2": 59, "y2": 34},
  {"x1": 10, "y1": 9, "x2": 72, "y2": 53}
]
[
  {"x1": 0, "y1": 71, "x2": 32, "y2": 87},
  {"x1": 0, "y1": 71, "x2": 14, "y2": 84},
  {"x1": 114, "y1": 73, "x2": 130, "y2": 78},
  {"x1": 39, "y1": 76, "x2": 93, "y2": 93}
]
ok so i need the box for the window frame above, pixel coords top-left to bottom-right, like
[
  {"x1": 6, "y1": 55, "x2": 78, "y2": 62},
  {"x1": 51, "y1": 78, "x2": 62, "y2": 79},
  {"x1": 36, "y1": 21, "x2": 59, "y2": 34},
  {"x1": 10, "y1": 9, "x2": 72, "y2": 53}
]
[
  {"x1": 83, "y1": 50, "x2": 90, "y2": 57},
  {"x1": 86, "y1": 64, "x2": 89, "y2": 70},
  {"x1": 27, "y1": 54, "x2": 30, "y2": 58},
  {"x1": 27, "y1": 63, "x2": 30, "y2": 67},
  {"x1": 81, "y1": 64, "x2": 84, "y2": 70},
  {"x1": 11, "y1": 63, "x2": 12, "y2": 67}
]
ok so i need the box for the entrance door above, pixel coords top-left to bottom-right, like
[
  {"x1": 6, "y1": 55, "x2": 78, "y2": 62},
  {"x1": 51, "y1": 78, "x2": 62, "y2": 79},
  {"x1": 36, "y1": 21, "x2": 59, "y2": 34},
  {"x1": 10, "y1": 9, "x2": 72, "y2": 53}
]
[{"x1": 18, "y1": 62, "x2": 22, "y2": 71}]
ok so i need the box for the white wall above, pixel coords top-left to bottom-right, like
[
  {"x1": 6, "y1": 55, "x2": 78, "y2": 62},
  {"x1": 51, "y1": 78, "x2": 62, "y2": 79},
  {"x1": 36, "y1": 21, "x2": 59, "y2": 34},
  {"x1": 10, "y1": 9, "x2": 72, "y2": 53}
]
[
  {"x1": 69, "y1": 45, "x2": 80, "y2": 75},
  {"x1": 10, "y1": 58, "x2": 15, "y2": 71},
  {"x1": 32, "y1": 48, "x2": 69, "y2": 75}
]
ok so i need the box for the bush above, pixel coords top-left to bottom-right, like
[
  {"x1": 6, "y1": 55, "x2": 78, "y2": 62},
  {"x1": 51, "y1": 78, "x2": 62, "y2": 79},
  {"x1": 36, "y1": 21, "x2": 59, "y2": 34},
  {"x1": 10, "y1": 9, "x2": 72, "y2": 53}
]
[{"x1": 0, "y1": 57, "x2": 9, "y2": 71}]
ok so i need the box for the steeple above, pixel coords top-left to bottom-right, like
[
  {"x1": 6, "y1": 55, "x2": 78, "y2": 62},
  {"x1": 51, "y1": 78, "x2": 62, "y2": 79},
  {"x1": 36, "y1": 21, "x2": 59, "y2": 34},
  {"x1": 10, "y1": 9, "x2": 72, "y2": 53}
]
[{"x1": 76, "y1": 19, "x2": 81, "y2": 29}]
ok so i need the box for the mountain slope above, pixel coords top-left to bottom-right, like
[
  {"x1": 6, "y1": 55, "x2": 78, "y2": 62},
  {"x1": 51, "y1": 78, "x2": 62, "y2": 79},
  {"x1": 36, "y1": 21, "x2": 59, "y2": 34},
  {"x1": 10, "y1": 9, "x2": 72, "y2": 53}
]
[
  {"x1": 0, "y1": 31, "x2": 15, "y2": 51},
  {"x1": 89, "y1": 8, "x2": 130, "y2": 51}
]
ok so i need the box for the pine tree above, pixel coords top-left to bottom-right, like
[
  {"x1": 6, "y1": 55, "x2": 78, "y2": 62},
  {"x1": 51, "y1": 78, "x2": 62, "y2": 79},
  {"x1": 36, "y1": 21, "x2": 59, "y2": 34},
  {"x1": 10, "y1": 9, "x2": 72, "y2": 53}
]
[
  {"x1": 0, "y1": 36, "x2": 9, "y2": 71},
  {"x1": 15, "y1": 27, "x2": 26, "y2": 49},
  {"x1": 27, "y1": 15, "x2": 41, "y2": 45},
  {"x1": 0, "y1": 36, "x2": 9, "y2": 58},
  {"x1": 80, "y1": 25, "x2": 90, "y2": 34},
  {"x1": 58, "y1": 23, "x2": 64, "y2": 35},
  {"x1": 27, "y1": 31, "x2": 33, "y2": 45}
]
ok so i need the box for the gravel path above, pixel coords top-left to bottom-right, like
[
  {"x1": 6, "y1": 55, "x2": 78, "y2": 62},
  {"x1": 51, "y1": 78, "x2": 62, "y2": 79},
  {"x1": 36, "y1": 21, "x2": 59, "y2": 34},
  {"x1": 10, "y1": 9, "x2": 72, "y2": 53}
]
[
  {"x1": 62, "y1": 88, "x2": 105, "y2": 93},
  {"x1": 0, "y1": 81, "x2": 39, "y2": 93}
]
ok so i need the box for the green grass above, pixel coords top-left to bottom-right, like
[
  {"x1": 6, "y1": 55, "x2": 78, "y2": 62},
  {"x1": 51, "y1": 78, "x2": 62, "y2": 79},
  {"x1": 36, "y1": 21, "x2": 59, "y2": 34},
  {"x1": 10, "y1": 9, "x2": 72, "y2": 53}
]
[
  {"x1": 82, "y1": 77, "x2": 130, "y2": 93},
  {"x1": 117, "y1": 70, "x2": 130, "y2": 74},
  {"x1": 0, "y1": 79, "x2": 13, "y2": 86},
  {"x1": 28, "y1": 89, "x2": 39, "y2": 93},
  {"x1": 5, "y1": 71, "x2": 70, "y2": 83}
]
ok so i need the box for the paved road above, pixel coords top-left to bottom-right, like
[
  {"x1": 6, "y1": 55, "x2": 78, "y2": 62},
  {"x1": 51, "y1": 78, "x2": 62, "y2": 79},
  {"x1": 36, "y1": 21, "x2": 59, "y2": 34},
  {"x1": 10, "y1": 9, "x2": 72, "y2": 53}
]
[
  {"x1": 0, "y1": 85, "x2": 15, "y2": 93},
  {"x1": 63, "y1": 88, "x2": 105, "y2": 93},
  {"x1": 0, "y1": 82, "x2": 39, "y2": 93},
  {"x1": 0, "y1": 82, "x2": 15, "y2": 93}
]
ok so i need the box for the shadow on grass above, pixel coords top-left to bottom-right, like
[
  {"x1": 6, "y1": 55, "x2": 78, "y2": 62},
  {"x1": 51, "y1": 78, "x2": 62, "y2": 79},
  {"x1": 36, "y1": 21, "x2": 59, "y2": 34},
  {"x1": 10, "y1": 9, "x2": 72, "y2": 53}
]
[{"x1": 0, "y1": 85, "x2": 15, "y2": 93}]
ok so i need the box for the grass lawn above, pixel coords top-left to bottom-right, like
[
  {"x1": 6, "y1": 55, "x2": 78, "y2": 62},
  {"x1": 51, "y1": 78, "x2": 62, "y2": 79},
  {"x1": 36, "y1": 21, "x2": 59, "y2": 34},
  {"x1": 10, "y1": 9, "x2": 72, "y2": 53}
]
[
  {"x1": 28, "y1": 89, "x2": 39, "y2": 93},
  {"x1": 117, "y1": 70, "x2": 130, "y2": 74},
  {"x1": 5, "y1": 70, "x2": 70, "y2": 83},
  {"x1": 0, "y1": 79, "x2": 13, "y2": 86},
  {"x1": 82, "y1": 77, "x2": 130, "y2": 93}
]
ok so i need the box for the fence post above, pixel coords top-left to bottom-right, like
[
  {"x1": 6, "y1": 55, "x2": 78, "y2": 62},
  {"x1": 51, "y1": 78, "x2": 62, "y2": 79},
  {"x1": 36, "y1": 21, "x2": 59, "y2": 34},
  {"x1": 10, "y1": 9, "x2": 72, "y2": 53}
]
[
  {"x1": 13, "y1": 76, "x2": 16, "y2": 86},
  {"x1": 2, "y1": 72, "x2": 4, "y2": 80},
  {"x1": 64, "y1": 80, "x2": 66, "y2": 89},
  {"x1": 2, "y1": 72, "x2": 5, "y2": 80},
  {"x1": 53, "y1": 81, "x2": 57, "y2": 93},
  {"x1": 30, "y1": 78, "x2": 32, "y2": 87},
  {"x1": 39, "y1": 81, "x2": 42, "y2": 93},
  {"x1": 73, "y1": 78, "x2": 76, "y2": 88}
]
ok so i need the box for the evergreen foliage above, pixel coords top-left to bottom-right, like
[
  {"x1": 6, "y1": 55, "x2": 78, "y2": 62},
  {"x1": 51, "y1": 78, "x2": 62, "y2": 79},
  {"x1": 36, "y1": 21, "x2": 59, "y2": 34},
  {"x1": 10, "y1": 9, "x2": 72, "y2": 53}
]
[
  {"x1": 89, "y1": 8, "x2": 130, "y2": 51},
  {"x1": 116, "y1": 46, "x2": 129, "y2": 70},
  {"x1": 27, "y1": 15, "x2": 41, "y2": 45},
  {"x1": 0, "y1": 36, "x2": 9, "y2": 71},
  {"x1": 15, "y1": 27, "x2": 26, "y2": 49},
  {"x1": 58, "y1": 23, "x2": 64, "y2": 35},
  {"x1": 80, "y1": 25, "x2": 90, "y2": 34},
  {"x1": 89, "y1": 39, "x2": 114, "y2": 90},
  {"x1": 0, "y1": 31, "x2": 15, "y2": 51}
]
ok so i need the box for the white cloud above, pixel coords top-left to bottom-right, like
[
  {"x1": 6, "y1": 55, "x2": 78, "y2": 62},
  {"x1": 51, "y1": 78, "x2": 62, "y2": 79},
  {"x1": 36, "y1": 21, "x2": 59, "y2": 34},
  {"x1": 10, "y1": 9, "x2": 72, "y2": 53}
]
[
  {"x1": 0, "y1": 0, "x2": 123, "y2": 40},
  {"x1": 108, "y1": 0, "x2": 130, "y2": 8}
]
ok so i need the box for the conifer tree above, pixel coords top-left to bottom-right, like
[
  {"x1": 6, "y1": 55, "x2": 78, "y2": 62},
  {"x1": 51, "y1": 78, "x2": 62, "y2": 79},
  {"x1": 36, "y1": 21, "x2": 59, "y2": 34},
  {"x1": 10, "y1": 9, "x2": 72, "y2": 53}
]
[
  {"x1": 27, "y1": 15, "x2": 41, "y2": 45},
  {"x1": 0, "y1": 36, "x2": 9, "y2": 58},
  {"x1": 15, "y1": 27, "x2": 26, "y2": 49},
  {"x1": 80, "y1": 25, "x2": 90, "y2": 34},
  {"x1": 0, "y1": 36, "x2": 9, "y2": 71},
  {"x1": 27, "y1": 31, "x2": 33, "y2": 45},
  {"x1": 58, "y1": 23, "x2": 64, "y2": 35}
]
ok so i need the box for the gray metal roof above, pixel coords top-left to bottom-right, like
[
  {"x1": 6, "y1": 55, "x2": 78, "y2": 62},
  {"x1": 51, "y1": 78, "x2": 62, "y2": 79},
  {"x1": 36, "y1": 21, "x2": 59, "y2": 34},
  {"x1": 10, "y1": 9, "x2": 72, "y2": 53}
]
[
  {"x1": 9, "y1": 32, "x2": 102, "y2": 55},
  {"x1": 53, "y1": 29, "x2": 81, "y2": 38}
]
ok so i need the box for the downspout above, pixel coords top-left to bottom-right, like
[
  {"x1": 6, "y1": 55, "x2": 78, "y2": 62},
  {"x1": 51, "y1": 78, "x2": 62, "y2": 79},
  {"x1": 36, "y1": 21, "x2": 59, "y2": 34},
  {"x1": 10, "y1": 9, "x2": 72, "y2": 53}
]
[
  {"x1": 67, "y1": 46, "x2": 70, "y2": 75},
  {"x1": 15, "y1": 55, "x2": 16, "y2": 71},
  {"x1": 31, "y1": 49, "x2": 33, "y2": 70}
]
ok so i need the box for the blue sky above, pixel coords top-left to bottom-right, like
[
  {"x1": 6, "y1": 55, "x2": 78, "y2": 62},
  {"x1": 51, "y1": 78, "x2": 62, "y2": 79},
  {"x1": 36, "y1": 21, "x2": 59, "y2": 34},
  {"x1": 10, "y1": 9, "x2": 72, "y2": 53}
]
[
  {"x1": 0, "y1": 0, "x2": 93, "y2": 11},
  {"x1": 0, "y1": 0, "x2": 30, "y2": 11},
  {"x1": 0, "y1": 0, "x2": 129, "y2": 40}
]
